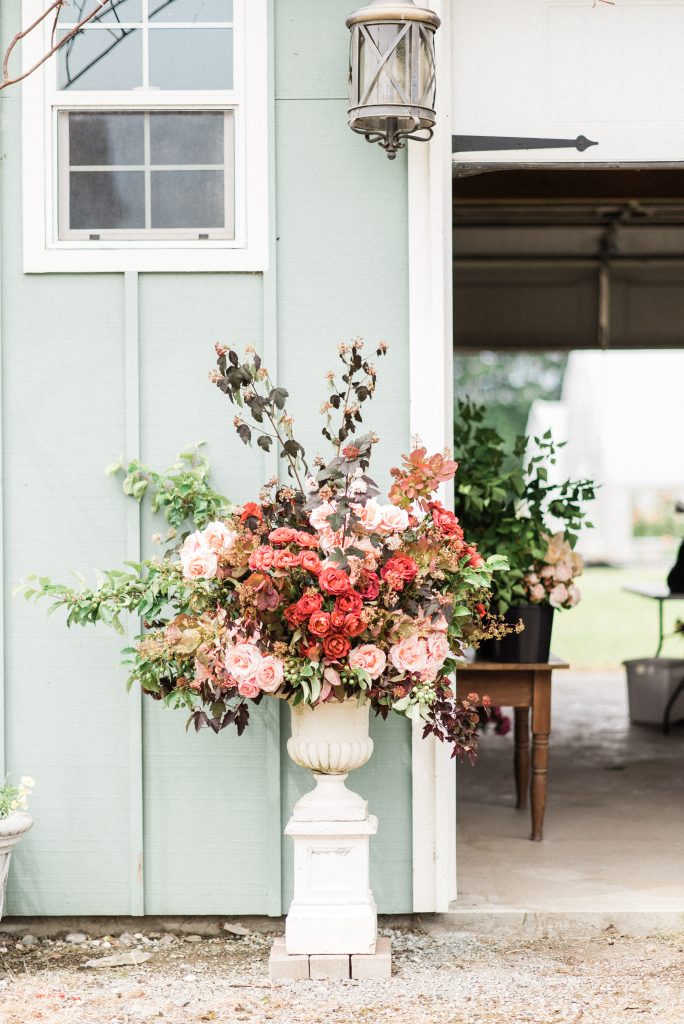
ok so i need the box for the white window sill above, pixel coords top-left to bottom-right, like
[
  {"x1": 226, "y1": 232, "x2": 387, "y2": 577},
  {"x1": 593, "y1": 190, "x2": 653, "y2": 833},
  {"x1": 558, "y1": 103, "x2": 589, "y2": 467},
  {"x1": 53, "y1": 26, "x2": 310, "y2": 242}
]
[{"x1": 23, "y1": 243, "x2": 268, "y2": 274}]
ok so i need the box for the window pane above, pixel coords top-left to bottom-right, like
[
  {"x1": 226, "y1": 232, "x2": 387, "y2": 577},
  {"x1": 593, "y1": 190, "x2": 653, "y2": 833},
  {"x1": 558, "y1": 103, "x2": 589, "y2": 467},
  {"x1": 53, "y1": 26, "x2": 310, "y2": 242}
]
[
  {"x1": 58, "y1": 28, "x2": 142, "y2": 89},
  {"x1": 150, "y1": 170, "x2": 224, "y2": 228},
  {"x1": 149, "y1": 0, "x2": 232, "y2": 21},
  {"x1": 69, "y1": 171, "x2": 145, "y2": 229},
  {"x1": 148, "y1": 28, "x2": 233, "y2": 89},
  {"x1": 149, "y1": 112, "x2": 224, "y2": 165},
  {"x1": 59, "y1": 0, "x2": 142, "y2": 23},
  {"x1": 69, "y1": 112, "x2": 144, "y2": 166}
]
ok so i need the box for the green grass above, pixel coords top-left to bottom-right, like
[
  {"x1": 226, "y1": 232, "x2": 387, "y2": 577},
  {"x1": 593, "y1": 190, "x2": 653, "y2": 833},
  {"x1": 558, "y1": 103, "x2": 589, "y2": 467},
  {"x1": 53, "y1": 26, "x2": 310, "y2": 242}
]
[{"x1": 552, "y1": 566, "x2": 684, "y2": 670}]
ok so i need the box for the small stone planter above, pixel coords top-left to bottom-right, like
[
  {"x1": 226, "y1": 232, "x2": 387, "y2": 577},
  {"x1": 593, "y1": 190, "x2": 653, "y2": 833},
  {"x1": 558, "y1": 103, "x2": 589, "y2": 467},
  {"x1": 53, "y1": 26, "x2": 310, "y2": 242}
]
[
  {"x1": 0, "y1": 813, "x2": 33, "y2": 920},
  {"x1": 284, "y1": 699, "x2": 378, "y2": 957}
]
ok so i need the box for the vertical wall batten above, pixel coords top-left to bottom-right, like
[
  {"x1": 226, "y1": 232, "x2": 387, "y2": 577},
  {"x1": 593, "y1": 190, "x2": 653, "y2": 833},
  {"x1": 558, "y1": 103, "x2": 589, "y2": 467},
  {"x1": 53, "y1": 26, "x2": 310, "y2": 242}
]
[
  {"x1": 124, "y1": 270, "x2": 145, "y2": 915},
  {"x1": 263, "y1": 0, "x2": 282, "y2": 918},
  {"x1": 0, "y1": 78, "x2": 5, "y2": 781}
]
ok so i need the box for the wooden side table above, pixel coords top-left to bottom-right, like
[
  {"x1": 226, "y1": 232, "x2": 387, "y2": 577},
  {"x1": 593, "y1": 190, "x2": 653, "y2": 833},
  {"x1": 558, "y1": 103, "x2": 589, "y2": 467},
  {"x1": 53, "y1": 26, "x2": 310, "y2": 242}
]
[{"x1": 457, "y1": 657, "x2": 569, "y2": 841}]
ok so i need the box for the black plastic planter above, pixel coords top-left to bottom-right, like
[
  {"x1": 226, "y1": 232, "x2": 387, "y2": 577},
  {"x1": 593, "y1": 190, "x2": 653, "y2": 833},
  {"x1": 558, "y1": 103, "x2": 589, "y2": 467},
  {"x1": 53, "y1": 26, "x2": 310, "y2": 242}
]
[{"x1": 476, "y1": 604, "x2": 555, "y2": 664}]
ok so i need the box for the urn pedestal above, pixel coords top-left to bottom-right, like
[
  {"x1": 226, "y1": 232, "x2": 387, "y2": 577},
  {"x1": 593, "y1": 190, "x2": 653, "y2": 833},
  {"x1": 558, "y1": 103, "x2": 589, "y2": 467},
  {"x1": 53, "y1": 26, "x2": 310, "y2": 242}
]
[
  {"x1": 0, "y1": 813, "x2": 33, "y2": 921},
  {"x1": 284, "y1": 699, "x2": 378, "y2": 957}
]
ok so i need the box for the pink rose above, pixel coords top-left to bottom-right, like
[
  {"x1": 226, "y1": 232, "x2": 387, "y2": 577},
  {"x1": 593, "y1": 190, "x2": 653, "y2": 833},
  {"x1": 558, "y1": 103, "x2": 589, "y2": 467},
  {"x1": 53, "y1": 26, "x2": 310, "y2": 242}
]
[
  {"x1": 348, "y1": 644, "x2": 387, "y2": 680},
  {"x1": 540, "y1": 565, "x2": 555, "y2": 580},
  {"x1": 549, "y1": 583, "x2": 569, "y2": 609},
  {"x1": 377, "y1": 504, "x2": 409, "y2": 534},
  {"x1": 256, "y1": 655, "x2": 284, "y2": 693},
  {"x1": 179, "y1": 530, "x2": 204, "y2": 556},
  {"x1": 529, "y1": 583, "x2": 546, "y2": 603},
  {"x1": 202, "y1": 521, "x2": 236, "y2": 552},
  {"x1": 426, "y1": 632, "x2": 449, "y2": 665},
  {"x1": 309, "y1": 501, "x2": 337, "y2": 531},
  {"x1": 554, "y1": 561, "x2": 573, "y2": 583},
  {"x1": 181, "y1": 546, "x2": 218, "y2": 580},
  {"x1": 389, "y1": 635, "x2": 428, "y2": 675},
  {"x1": 567, "y1": 583, "x2": 581, "y2": 607},
  {"x1": 237, "y1": 678, "x2": 261, "y2": 699},
  {"x1": 224, "y1": 643, "x2": 263, "y2": 682}
]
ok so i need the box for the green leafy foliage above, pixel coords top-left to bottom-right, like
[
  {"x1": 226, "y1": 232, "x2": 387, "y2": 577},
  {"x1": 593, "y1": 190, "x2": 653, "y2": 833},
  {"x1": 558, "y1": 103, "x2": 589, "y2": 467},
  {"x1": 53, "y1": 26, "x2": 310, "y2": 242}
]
[
  {"x1": 453, "y1": 400, "x2": 595, "y2": 611},
  {"x1": 107, "y1": 444, "x2": 232, "y2": 531}
]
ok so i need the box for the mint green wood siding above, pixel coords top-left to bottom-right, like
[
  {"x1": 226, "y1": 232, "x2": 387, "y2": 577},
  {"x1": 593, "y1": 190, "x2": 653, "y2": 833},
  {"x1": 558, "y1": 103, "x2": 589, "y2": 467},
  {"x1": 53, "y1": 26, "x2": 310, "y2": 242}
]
[{"x1": 0, "y1": 0, "x2": 412, "y2": 916}]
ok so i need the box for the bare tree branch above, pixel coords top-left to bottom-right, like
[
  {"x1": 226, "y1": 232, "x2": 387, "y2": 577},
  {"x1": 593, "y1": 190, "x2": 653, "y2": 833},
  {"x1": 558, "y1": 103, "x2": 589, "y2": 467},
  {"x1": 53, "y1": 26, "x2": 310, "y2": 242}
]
[{"x1": 0, "y1": 0, "x2": 115, "y2": 92}]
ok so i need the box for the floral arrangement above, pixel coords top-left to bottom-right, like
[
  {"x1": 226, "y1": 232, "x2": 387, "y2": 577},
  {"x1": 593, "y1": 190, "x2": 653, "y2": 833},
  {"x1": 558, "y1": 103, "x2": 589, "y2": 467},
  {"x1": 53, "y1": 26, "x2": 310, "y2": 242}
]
[
  {"x1": 453, "y1": 400, "x2": 594, "y2": 612},
  {"x1": 0, "y1": 776, "x2": 35, "y2": 820},
  {"x1": 524, "y1": 532, "x2": 583, "y2": 609},
  {"x1": 26, "y1": 343, "x2": 507, "y2": 760}
]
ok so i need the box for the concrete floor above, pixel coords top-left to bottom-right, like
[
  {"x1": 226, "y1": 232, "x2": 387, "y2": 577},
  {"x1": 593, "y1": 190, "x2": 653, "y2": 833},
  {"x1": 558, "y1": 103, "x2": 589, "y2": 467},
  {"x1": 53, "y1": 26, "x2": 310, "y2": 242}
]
[{"x1": 455, "y1": 671, "x2": 684, "y2": 919}]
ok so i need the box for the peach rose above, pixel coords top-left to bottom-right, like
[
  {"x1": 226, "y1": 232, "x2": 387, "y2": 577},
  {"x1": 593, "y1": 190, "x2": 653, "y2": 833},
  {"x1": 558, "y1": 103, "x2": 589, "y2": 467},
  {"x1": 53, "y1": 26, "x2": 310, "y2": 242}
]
[
  {"x1": 389, "y1": 635, "x2": 428, "y2": 675},
  {"x1": 348, "y1": 644, "x2": 387, "y2": 680},
  {"x1": 237, "y1": 678, "x2": 261, "y2": 699},
  {"x1": 203, "y1": 521, "x2": 237, "y2": 552},
  {"x1": 426, "y1": 631, "x2": 449, "y2": 665},
  {"x1": 309, "y1": 501, "x2": 337, "y2": 531},
  {"x1": 352, "y1": 499, "x2": 384, "y2": 534},
  {"x1": 549, "y1": 583, "x2": 569, "y2": 608},
  {"x1": 180, "y1": 530, "x2": 204, "y2": 557},
  {"x1": 224, "y1": 642, "x2": 263, "y2": 682},
  {"x1": 378, "y1": 504, "x2": 410, "y2": 533},
  {"x1": 181, "y1": 546, "x2": 218, "y2": 580},
  {"x1": 256, "y1": 655, "x2": 284, "y2": 693}
]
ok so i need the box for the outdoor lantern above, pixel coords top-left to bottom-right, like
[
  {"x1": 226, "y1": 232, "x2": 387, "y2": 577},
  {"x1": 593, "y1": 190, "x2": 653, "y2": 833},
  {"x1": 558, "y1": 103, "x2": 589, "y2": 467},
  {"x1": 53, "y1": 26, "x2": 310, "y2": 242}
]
[{"x1": 346, "y1": 0, "x2": 440, "y2": 159}]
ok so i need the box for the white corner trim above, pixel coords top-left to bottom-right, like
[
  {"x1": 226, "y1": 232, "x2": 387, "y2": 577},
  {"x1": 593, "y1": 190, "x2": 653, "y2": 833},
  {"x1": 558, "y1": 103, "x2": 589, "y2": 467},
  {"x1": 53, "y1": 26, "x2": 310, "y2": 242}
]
[
  {"x1": 408, "y1": 0, "x2": 456, "y2": 913},
  {"x1": 21, "y1": 0, "x2": 269, "y2": 273}
]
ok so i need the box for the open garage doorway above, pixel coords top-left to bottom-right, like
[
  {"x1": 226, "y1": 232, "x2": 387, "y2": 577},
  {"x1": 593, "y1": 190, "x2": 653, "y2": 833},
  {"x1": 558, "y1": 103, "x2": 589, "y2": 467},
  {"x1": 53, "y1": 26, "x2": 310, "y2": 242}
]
[{"x1": 451, "y1": 167, "x2": 684, "y2": 921}]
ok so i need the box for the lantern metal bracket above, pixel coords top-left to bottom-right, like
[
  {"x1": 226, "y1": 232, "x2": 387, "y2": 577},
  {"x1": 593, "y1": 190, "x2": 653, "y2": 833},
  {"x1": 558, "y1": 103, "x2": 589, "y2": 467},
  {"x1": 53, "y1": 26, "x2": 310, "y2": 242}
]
[{"x1": 452, "y1": 134, "x2": 598, "y2": 154}]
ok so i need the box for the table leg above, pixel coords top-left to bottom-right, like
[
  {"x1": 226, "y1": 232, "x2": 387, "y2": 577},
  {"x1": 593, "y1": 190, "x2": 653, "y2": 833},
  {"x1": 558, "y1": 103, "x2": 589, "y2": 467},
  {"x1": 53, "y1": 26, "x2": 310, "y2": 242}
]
[
  {"x1": 514, "y1": 707, "x2": 530, "y2": 810},
  {"x1": 656, "y1": 599, "x2": 664, "y2": 658},
  {"x1": 530, "y1": 672, "x2": 552, "y2": 842}
]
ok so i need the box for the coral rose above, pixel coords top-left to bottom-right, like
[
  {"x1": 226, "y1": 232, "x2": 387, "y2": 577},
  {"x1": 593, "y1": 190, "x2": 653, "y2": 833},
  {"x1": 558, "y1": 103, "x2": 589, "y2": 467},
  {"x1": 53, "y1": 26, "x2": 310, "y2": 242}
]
[
  {"x1": 300, "y1": 550, "x2": 322, "y2": 575},
  {"x1": 380, "y1": 555, "x2": 418, "y2": 589},
  {"x1": 295, "y1": 531, "x2": 320, "y2": 548},
  {"x1": 308, "y1": 611, "x2": 331, "y2": 637},
  {"x1": 296, "y1": 593, "x2": 323, "y2": 617},
  {"x1": 272, "y1": 549, "x2": 301, "y2": 570},
  {"x1": 330, "y1": 608, "x2": 346, "y2": 630},
  {"x1": 467, "y1": 548, "x2": 485, "y2": 568},
  {"x1": 269, "y1": 527, "x2": 298, "y2": 545},
  {"x1": 335, "y1": 590, "x2": 363, "y2": 615},
  {"x1": 348, "y1": 644, "x2": 387, "y2": 680},
  {"x1": 240, "y1": 502, "x2": 263, "y2": 523},
  {"x1": 389, "y1": 635, "x2": 428, "y2": 675},
  {"x1": 319, "y1": 566, "x2": 351, "y2": 595},
  {"x1": 428, "y1": 502, "x2": 463, "y2": 538},
  {"x1": 322, "y1": 633, "x2": 351, "y2": 660},
  {"x1": 285, "y1": 603, "x2": 306, "y2": 626},
  {"x1": 225, "y1": 643, "x2": 263, "y2": 682},
  {"x1": 256, "y1": 655, "x2": 284, "y2": 693},
  {"x1": 249, "y1": 545, "x2": 275, "y2": 571},
  {"x1": 343, "y1": 613, "x2": 365, "y2": 637},
  {"x1": 237, "y1": 679, "x2": 261, "y2": 699}
]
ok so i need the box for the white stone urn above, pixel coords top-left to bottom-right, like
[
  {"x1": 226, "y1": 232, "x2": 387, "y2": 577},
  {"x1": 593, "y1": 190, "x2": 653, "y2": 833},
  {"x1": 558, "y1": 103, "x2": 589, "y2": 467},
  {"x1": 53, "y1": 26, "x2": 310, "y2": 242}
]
[
  {"x1": 0, "y1": 813, "x2": 33, "y2": 920},
  {"x1": 285, "y1": 699, "x2": 378, "y2": 956}
]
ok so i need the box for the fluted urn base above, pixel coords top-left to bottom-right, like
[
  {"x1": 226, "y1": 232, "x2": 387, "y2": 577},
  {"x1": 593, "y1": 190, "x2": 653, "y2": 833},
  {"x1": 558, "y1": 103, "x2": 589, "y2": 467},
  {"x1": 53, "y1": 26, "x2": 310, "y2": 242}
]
[{"x1": 285, "y1": 699, "x2": 378, "y2": 956}]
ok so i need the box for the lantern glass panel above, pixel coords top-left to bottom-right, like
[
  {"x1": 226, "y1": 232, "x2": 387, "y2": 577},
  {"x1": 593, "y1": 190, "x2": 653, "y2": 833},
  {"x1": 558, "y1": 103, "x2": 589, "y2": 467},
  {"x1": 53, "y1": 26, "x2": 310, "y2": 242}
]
[{"x1": 359, "y1": 24, "x2": 409, "y2": 106}]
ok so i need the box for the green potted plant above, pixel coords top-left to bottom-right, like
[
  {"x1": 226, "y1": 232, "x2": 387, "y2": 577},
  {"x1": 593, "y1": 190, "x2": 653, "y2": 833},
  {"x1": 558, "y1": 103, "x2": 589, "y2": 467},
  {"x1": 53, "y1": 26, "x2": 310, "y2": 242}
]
[
  {"x1": 0, "y1": 776, "x2": 34, "y2": 920},
  {"x1": 453, "y1": 400, "x2": 595, "y2": 662}
]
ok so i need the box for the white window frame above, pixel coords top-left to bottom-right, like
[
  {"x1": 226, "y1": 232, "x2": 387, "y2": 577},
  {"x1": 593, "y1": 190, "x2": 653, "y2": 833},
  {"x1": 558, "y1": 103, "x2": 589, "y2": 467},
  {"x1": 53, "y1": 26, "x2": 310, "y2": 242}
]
[{"x1": 22, "y1": 0, "x2": 268, "y2": 273}]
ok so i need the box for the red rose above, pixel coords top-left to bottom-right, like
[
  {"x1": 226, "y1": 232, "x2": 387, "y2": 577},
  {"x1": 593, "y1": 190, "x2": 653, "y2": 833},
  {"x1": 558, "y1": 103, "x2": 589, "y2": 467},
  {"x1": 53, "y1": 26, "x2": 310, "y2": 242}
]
[
  {"x1": 285, "y1": 603, "x2": 306, "y2": 626},
  {"x1": 269, "y1": 527, "x2": 298, "y2": 545},
  {"x1": 295, "y1": 532, "x2": 319, "y2": 548},
  {"x1": 381, "y1": 555, "x2": 418, "y2": 589},
  {"x1": 330, "y1": 608, "x2": 346, "y2": 630},
  {"x1": 357, "y1": 571, "x2": 380, "y2": 601},
  {"x1": 322, "y1": 633, "x2": 351, "y2": 660},
  {"x1": 319, "y1": 566, "x2": 351, "y2": 595},
  {"x1": 308, "y1": 611, "x2": 331, "y2": 637},
  {"x1": 429, "y1": 501, "x2": 464, "y2": 538},
  {"x1": 296, "y1": 593, "x2": 323, "y2": 617},
  {"x1": 240, "y1": 502, "x2": 263, "y2": 523},
  {"x1": 475, "y1": 602, "x2": 486, "y2": 619},
  {"x1": 335, "y1": 590, "x2": 363, "y2": 615},
  {"x1": 343, "y1": 613, "x2": 365, "y2": 637},
  {"x1": 300, "y1": 550, "x2": 322, "y2": 575},
  {"x1": 272, "y1": 549, "x2": 301, "y2": 570}
]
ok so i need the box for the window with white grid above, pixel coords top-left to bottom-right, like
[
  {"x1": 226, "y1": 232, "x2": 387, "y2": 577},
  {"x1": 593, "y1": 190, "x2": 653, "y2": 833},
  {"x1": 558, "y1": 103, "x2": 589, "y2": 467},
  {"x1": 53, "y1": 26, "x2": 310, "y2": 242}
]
[{"x1": 22, "y1": 0, "x2": 268, "y2": 272}]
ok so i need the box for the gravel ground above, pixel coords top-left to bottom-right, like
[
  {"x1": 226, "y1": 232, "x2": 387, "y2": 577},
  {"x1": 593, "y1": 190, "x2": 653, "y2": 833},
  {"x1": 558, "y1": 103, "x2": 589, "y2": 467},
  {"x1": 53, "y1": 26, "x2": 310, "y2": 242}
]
[{"x1": 0, "y1": 925, "x2": 683, "y2": 1024}]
